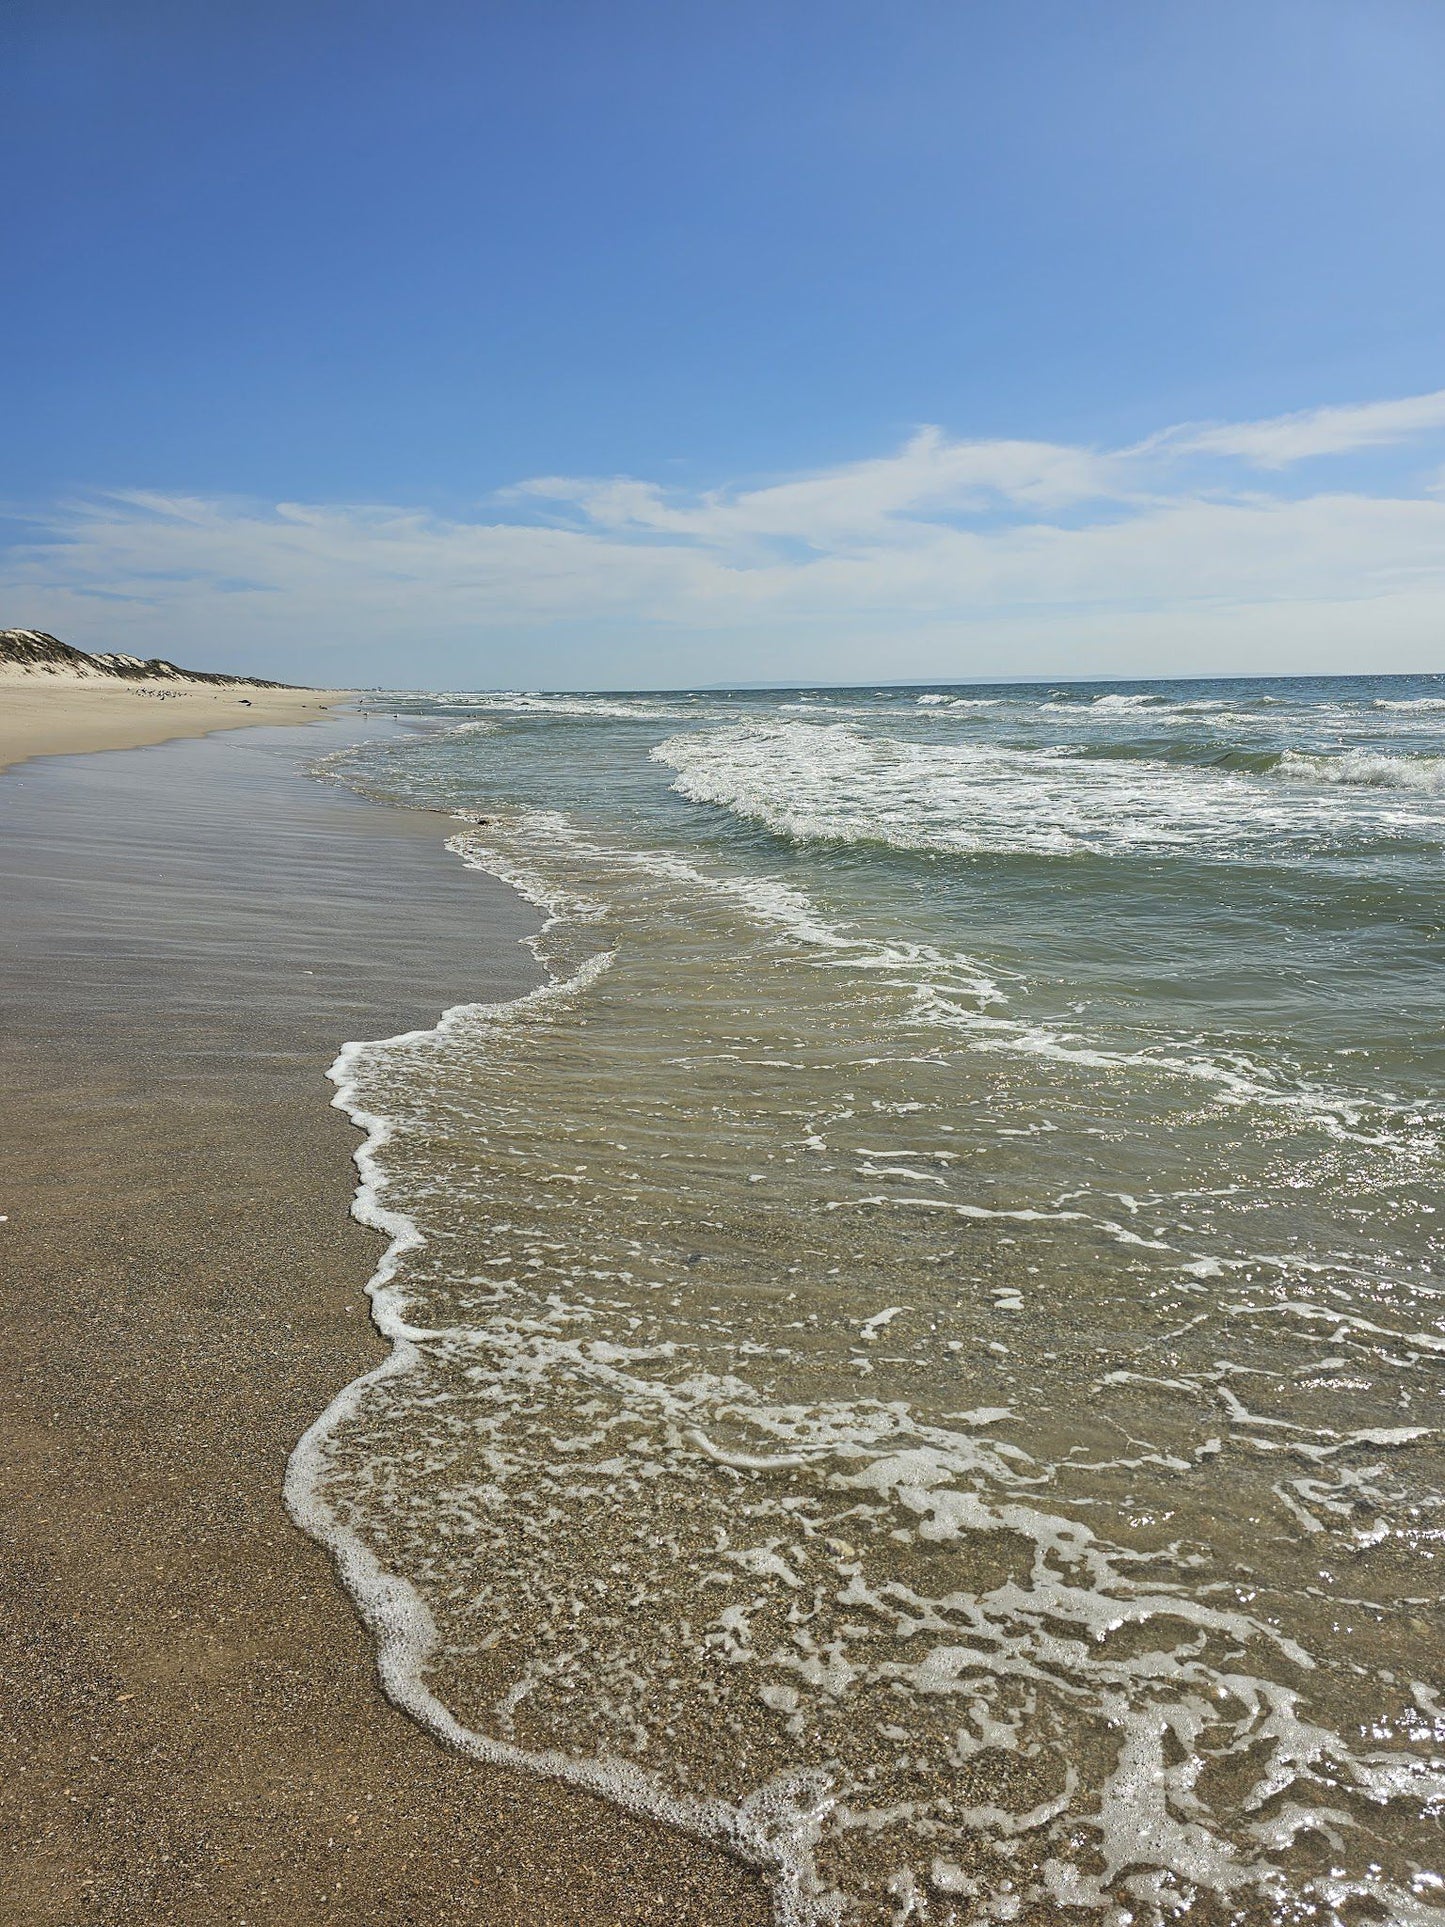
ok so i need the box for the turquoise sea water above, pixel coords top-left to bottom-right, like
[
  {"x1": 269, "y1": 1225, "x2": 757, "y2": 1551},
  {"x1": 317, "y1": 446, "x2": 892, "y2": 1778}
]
[{"x1": 294, "y1": 676, "x2": 1445, "y2": 1924}]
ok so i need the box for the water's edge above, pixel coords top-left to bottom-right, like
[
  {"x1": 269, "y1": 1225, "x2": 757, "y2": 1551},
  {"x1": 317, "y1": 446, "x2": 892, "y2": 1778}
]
[{"x1": 281, "y1": 825, "x2": 831, "y2": 1923}]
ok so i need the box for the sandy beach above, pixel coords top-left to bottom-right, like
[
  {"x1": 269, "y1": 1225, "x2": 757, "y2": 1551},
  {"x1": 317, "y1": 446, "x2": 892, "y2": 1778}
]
[
  {"x1": 0, "y1": 670, "x2": 353, "y2": 773},
  {"x1": 0, "y1": 715, "x2": 766, "y2": 1925}
]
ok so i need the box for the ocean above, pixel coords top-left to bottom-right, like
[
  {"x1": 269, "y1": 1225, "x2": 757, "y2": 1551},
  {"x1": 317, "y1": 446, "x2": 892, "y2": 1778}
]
[{"x1": 288, "y1": 675, "x2": 1445, "y2": 1925}]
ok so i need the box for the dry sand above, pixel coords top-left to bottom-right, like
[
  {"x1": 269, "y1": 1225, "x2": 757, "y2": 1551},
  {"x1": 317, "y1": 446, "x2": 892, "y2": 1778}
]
[
  {"x1": 0, "y1": 720, "x2": 768, "y2": 1926},
  {"x1": 0, "y1": 669, "x2": 352, "y2": 773}
]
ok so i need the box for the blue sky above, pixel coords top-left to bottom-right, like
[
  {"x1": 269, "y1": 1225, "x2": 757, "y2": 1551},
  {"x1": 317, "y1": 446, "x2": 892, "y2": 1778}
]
[{"x1": 4, "y1": 0, "x2": 1445, "y2": 687}]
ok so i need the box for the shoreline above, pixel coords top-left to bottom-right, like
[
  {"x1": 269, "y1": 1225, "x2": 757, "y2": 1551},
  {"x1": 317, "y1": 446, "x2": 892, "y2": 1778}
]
[
  {"x1": 0, "y1": 673, "x2": 355, "y2": 773},
  {"x1": 0, "y1": 719, "x2": 767, "y2": 1925}
]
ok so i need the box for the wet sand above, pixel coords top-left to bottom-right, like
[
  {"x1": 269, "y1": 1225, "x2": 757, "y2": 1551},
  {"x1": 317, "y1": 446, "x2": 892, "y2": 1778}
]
[
  {"x1": 0, "y1": 721, "x2": 767, "y2": 1925},
  {"x1": 0, "y1": 673, "x2": 352, "y2": 774}
]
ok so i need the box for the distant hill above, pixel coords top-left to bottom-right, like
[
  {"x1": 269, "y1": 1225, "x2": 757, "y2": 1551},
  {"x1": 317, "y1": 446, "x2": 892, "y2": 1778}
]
[{"x1": 0, "y1": 629, "x2": 293, "y2": 688}]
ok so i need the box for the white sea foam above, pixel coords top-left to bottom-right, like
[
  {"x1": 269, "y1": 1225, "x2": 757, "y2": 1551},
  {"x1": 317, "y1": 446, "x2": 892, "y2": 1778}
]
[
  {"x1": 1275, "y1": 747, "x2": 1445, "y2": 792},
  {"x1": 445, "y1": 801, "x2": 1432, "y2": 1153},
  {"x1": 451, "y1": 804, "x2": 1011, "y2": 1009},
  {"x1": 284, "y1": 956, "x2": 882, "y2": 1922},
  {"x1": 436, "y1": 690, "x2": 694, "y2": 722},
  {"x1": 651, "y1": 720, "x2": 1445, "y2": 863},
  {"x1": 915, "y1": 694, "x2": 1000, "y2": 710},
  {"x1": 288, "y1": 1054, "x2": 1445, "y2": 1924},
  {"x1": 300, "y1": 686, "x2": 1445, "y2": 1922}
]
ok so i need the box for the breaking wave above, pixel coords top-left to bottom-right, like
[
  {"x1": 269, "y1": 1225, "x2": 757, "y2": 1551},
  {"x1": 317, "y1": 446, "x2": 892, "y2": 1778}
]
[{"x1": 651, "y1": 721, "x2": 1445, "y2": 860}]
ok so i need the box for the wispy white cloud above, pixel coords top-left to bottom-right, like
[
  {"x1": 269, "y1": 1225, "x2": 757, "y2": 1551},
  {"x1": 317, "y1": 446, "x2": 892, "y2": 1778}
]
[
  {"x1": 1156, "y1": 388, "x2": 1445, "y2": 468},
  {"x1": 514, "y1": 426, "x2": 1125, "y2": 542},
  {"x1": 5, "y1": 389, "x2": 1445, "y2": 685}
]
